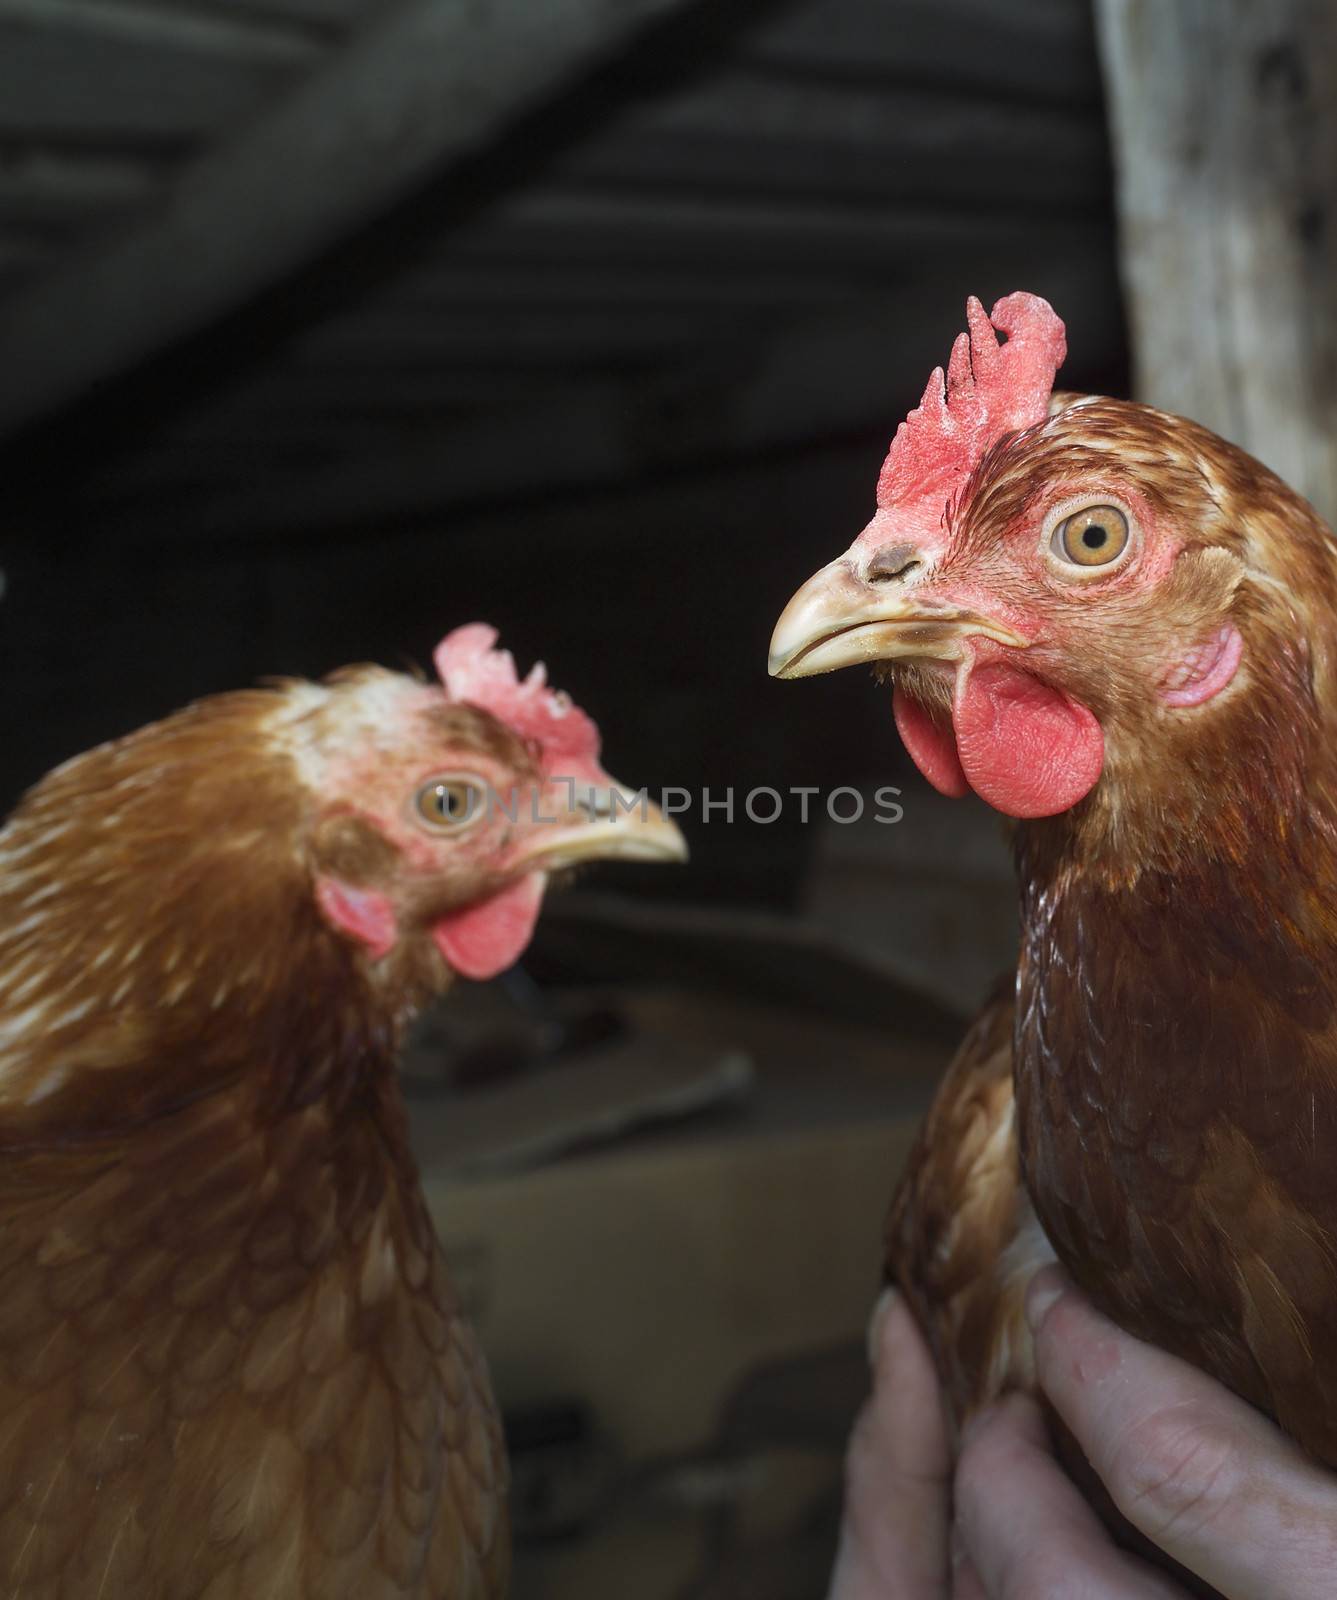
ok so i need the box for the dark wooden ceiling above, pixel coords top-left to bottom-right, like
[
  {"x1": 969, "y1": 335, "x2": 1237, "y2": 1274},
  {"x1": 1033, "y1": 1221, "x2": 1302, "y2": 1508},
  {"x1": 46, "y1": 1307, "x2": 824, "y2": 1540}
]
[{"x1": 0, "y1": 0, "x2": 1126, "y2": 902}]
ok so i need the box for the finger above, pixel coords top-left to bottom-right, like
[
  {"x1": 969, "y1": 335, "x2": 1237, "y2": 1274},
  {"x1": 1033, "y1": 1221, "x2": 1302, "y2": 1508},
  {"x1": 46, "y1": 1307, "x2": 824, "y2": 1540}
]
[
  {"x1": 829, "y1": 1289, "x2": 951, "y2": 1600},
  {"x1": 949, "y1": 1549, "x2": 987, "y2": 1600},
  {"x1": 1028, "y1": 1267, "x2": 1337, "y2": 1600},
  {"x1": 954, "y1": 1392, "x2": 1187, "y2": 1599}
]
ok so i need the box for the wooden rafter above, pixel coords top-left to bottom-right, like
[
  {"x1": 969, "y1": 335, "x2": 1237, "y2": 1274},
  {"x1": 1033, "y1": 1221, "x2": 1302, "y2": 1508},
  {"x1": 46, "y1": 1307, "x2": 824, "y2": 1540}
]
[
  {"x1": 0, "y1": 0, "x2": 701, "y2": 439},
  {"x1": 0, "y1": 0, "x2": 321, "y2": 60}
]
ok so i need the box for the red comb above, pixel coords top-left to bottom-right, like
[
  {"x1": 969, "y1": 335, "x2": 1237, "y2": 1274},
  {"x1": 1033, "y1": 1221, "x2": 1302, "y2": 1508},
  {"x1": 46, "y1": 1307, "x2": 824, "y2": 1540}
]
[
  {"x1": 434, "y1": 624, "x2": 601, "y2": 768},
  {"x1": 867, "y1": 293, "x2": 1066, "y2": 548}
]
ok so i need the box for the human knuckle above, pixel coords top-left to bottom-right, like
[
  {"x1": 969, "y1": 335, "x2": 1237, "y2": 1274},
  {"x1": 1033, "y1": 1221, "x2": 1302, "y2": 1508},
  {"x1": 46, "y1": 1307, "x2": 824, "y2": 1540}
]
[
  {"x1": 1105, "y1": 1404, "x2": 1243, "y2": 1543},
  {"x1": 955, "y1": 1411, "x2": 1023, "y2": 1510},
  {"x1": 956, "y1": 1500, "x2": 1070, "y2": 1600},
  {"x1": 1006, "y1": 1544, "x2": 1084, "y2": 1600}
]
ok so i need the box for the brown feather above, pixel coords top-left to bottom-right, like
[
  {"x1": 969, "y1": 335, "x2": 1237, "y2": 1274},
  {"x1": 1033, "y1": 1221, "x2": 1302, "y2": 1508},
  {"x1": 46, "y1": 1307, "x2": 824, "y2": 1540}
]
[
  {"x1": 0, "y1": 679, "x2": 519, "y2": 1597},
  {"x1": 886, "y1": 395, "x2": 1337, "y2": 1586}
]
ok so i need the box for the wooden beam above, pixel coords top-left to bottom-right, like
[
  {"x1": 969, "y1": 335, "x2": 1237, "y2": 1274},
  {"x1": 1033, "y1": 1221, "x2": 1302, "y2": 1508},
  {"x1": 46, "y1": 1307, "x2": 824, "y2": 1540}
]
[
  {"x1": 1094, "y1": 0, "x2": 1337, "y2": 520},
  {"x1": 0, "y1": 14, "x2": 304, "y2": 142},
  {"x1": 591, "y1": 70, "x2": 1100, "y2": 155},
  {"x1": 450, "y1": 187, "x2": 1112, "y2": 271},
  {"x1": 290, "y1": 302, "x2": 748, "y2": 368},
  {"x1": 179, "y1": 364, "x2": 578, "y2": 421},
  {"x1": 391, "y1": 262, "x2": 849, "y2": 314},
  {"x1": 0, "y1": 0, "x2": 321, "y2": 60},
  {"x1": 557, "y1": 76, "x2": 1107, "y2": 212},
  {"x1": 0, "y1": 0, "x2": 702, "y2": 439},
  {"x1": 181, "y1": 0, "x2": 374, "y2": 25},
  {"x1": 0, "y1": 149, "x2": 163, "y2": 228},
  {"x1": 745, "y1": 0, "x2": 1103, "y2": 105}
]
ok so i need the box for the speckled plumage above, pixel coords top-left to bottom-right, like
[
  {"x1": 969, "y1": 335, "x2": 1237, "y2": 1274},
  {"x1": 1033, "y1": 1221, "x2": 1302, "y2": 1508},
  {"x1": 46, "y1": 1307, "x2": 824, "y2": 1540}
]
[
  {"x1": 0, "y1": 617, "x2": 696, "y2": 1600},
  {"x1": 0, "y1": 679, "x2": 516, "y2": 1599},
  {"x1": 885, "y1": 394, "x2": 1337, "y2": 1474}
]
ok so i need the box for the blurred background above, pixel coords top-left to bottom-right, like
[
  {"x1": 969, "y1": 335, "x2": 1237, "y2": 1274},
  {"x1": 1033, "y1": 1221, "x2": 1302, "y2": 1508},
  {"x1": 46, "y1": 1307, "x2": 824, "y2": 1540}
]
[{"x1": 0, "y1": 0, "x2": 1329, "y2": 1593}]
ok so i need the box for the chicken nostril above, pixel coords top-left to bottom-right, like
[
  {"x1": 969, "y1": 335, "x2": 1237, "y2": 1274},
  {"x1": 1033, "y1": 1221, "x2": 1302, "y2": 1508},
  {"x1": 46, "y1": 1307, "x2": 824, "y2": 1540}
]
[
  {"x1": 865, "y1": 543, "x2": 923, "y2": 584},
  {"x1": 575, "y1": 788, "x2": 614, "y2": 820}
]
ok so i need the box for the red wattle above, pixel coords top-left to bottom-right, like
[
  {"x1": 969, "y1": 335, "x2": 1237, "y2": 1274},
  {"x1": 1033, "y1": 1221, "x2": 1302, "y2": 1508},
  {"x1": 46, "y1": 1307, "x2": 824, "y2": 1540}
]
[
  {"x1": 432, "y1": 872, "x2": 545, "y2": 981},
  {"x1": 952, "y1": 662, "x2": 1103, "y2": 819},
  {"x1": 893, "y1": 687, "x2": 970, "y2": 798}
]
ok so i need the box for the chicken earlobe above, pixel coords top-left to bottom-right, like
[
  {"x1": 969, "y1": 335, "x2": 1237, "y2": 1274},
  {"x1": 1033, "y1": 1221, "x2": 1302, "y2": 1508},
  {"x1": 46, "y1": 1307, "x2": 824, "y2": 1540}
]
[{"x1": 315, "y1": 875, "x2": 400, "y2": 957}]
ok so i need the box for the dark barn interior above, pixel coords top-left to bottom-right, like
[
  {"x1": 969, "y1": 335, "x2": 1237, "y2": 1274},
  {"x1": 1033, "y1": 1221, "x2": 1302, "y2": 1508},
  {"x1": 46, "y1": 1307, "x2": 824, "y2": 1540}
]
[
  {"x1": 0, "y1": 0, "x2": 1126, "y2": 904},
  {"x1": 0, "y1": 1, "x2": 1141, "y2": 1595}
]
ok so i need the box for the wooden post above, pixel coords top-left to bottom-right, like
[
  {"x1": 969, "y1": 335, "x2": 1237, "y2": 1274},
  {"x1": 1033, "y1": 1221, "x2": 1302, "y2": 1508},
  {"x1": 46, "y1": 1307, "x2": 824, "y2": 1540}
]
[{"x1": 1094, "y1": 0, "x2": 1337, "y2": 522}]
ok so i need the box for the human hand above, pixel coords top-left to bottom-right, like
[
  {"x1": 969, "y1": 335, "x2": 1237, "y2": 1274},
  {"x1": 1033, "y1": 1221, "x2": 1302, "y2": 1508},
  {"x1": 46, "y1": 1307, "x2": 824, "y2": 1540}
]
[{"x1": 829, "y1": 1267, "x2": 1337, "y2": 1598}]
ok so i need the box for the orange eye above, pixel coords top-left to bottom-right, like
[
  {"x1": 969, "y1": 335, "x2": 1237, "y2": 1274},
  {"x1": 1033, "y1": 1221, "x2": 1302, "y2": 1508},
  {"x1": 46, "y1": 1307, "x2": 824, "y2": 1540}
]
[
  {"x1": 1051, "y1": 504, "x2": 1130, "y2": 570},
  {"x1": 413, "y1": 776, "x2": 486, "y2": 831}
]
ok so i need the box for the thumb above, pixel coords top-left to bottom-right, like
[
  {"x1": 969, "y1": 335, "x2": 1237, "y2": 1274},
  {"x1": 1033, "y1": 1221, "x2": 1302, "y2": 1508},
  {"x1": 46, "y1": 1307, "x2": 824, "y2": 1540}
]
[{"x1": 829, "y1": 1289, "x2": 951, "y2": 1600}]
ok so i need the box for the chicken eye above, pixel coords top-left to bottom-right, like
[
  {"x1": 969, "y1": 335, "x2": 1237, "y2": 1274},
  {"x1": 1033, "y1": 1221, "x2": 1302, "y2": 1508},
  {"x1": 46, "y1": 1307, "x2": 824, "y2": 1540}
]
[
  {"x1": 413, "y1": 777, "x2": 486, "y2": 832},
  {"x1": 1051, "y1": 504, "x2": 1130, "y2": 570}
]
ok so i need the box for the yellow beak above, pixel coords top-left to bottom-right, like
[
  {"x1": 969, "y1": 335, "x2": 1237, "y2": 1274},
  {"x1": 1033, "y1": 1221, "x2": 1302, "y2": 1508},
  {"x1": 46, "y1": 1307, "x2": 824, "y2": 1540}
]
[
  {"x1": 517, "y1": 780, "x2": 688, "y2": 871},
  {"x1": 768, "y1": 556, "x2": 1028, "y2": 680}
]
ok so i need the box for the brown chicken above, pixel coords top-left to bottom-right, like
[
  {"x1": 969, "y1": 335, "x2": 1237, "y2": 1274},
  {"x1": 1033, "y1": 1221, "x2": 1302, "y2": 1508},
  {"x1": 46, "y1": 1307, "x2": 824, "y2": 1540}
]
[
  {"x1": 0, "y1": 622, "x2": 684, "y2": 1599},
  {"x1": 770, "y1": 294, "x2": 1337, "y2": 1499}
]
